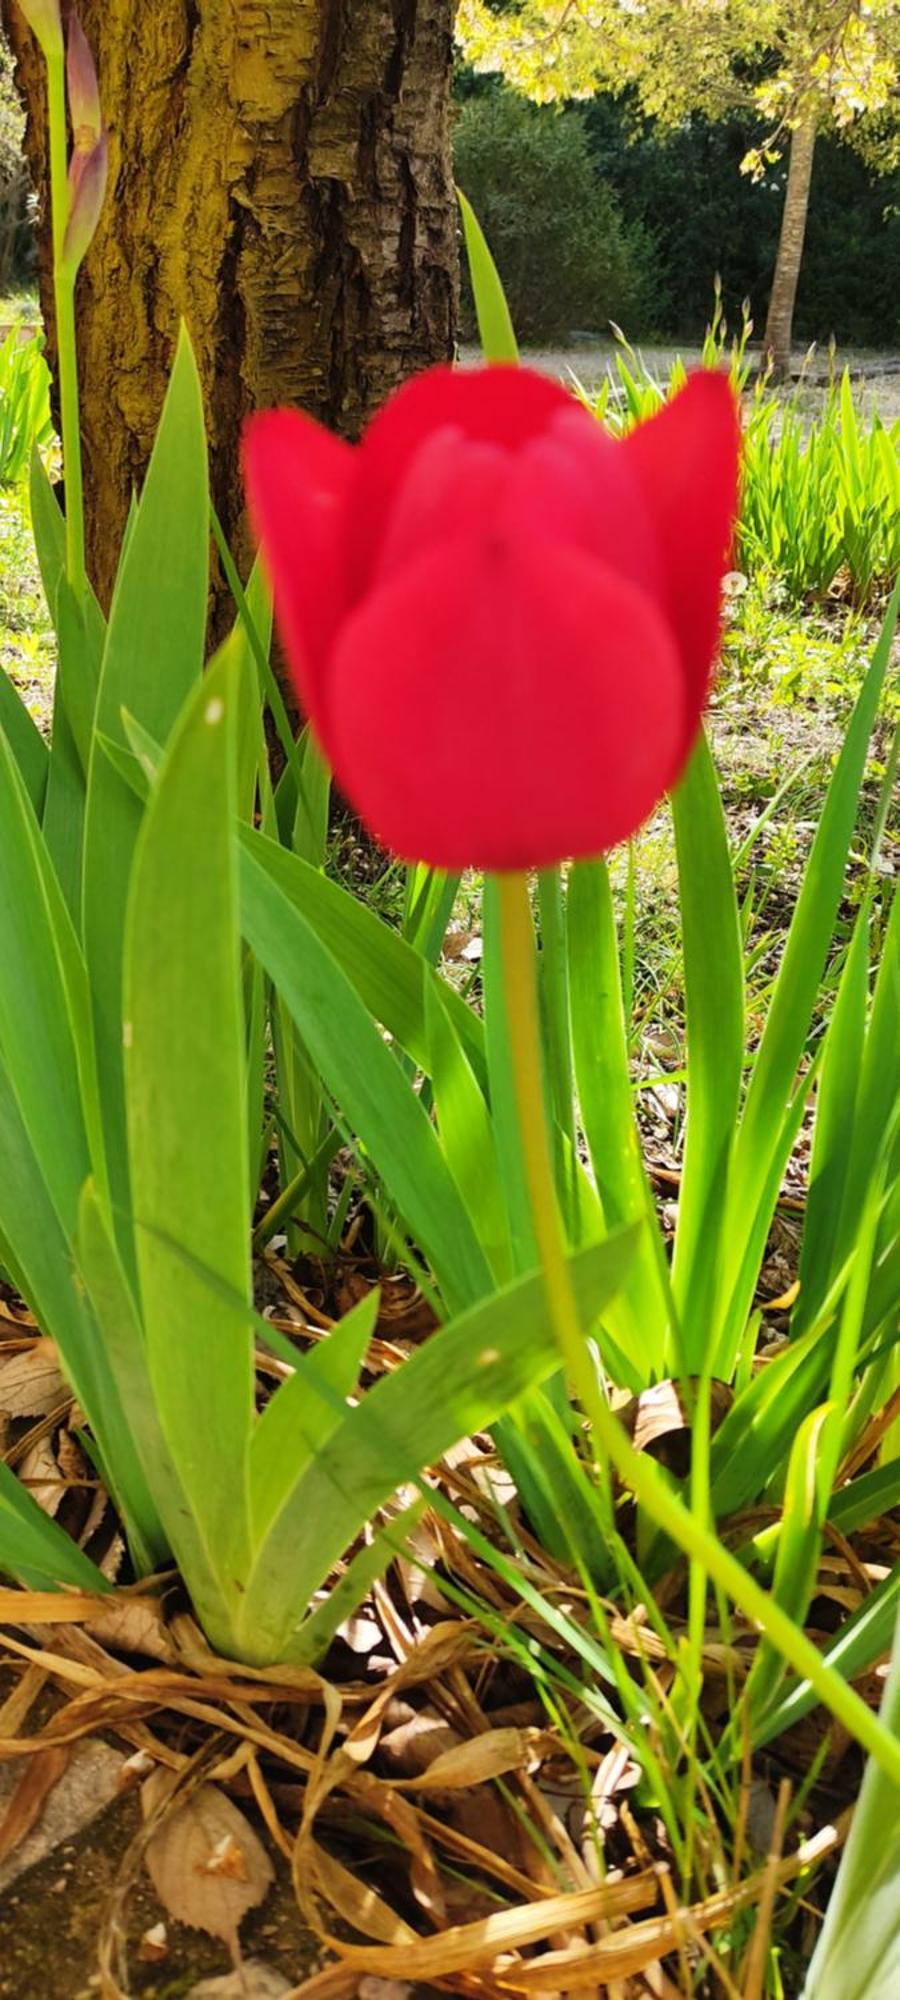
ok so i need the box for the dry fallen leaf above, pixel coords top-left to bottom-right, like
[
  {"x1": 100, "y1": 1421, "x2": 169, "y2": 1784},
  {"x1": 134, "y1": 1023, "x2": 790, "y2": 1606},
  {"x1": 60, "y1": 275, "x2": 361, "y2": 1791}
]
[
  {"x1": 86, "y1": 1594, "x2": 176, "y2": 1663},
  {"x1": 0, "y1": 1341, "x2": 66, "y2": 1420},
  {"x1": 17, "y1": 1432, "x2": 64, "y2": 1517},
  {"x1": 143, "y1": 1779, "x2": 274, "y2": 1952},
  {"x1": 0, "y1": 1746, "x2": 70, "y2": 1866},
  {"x1": 397, "y1": 1726, "x2": 539, "y2": 1793},
  {"x1": 0, "y1": 1738, "x2": 124, "y2": 1894}
]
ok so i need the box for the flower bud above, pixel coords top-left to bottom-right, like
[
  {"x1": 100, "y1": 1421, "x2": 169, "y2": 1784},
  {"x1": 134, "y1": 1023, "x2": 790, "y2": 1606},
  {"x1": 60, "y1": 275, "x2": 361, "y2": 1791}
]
[
  {"x1": 61, "y1": 127, "x2": 108, "y2": 277},
  {"x1": 15, "y1": 0, "x2": 64, "y2": 60},
  {"x1": 67, "y1": 12, "x2": 102, "y2": 147}
]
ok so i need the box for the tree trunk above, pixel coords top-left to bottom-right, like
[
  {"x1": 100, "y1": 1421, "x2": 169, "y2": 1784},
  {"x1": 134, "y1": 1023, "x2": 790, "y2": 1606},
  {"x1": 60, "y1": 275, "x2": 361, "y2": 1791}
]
[
  {"x1": 763, "y1": 112, "x2": 817, "y2": 381},
  {"x1": 1, "y1": 0, "x2": 458, "y2": 610}
]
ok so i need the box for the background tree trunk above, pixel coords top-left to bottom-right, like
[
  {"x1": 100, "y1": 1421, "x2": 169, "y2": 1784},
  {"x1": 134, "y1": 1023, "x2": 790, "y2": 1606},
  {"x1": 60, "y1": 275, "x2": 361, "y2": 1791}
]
[
  {"x1": 1, "y1": 0, "x2": 458, "y2": 610},
  {"x1": 763, "y1": 113, "x2": 817, "y2": 381}
]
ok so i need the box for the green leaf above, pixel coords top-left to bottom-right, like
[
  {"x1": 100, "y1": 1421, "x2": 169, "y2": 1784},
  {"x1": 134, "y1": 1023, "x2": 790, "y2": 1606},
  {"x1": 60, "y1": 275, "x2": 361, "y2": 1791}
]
[
  {"x1": 425, "y1": 975, "x2": 513, "y2": 1284},
  {"x1": 0, "y1": 670, "x2": 48, "y2": 818},
  {"x1": 234, "y1": 1228, "x2": 638, "y2": 1662},
  {"x1": 287, "y1": 1502, "x2": 426, "y2": 1665},
  {"x1": 813, "y1": 893, "x2": 899, "y2": 1337},
  {"x1": 404, "y1": 866, "x2": 460, "y2": 964},
  {"x1": 0, "y1": 1457, "x2": 110, "y2": 1594},
  {"x1": 482, "y1": 876, "x2": 538, "y2": 1275},
  {"x1": 74, "y1": 1180, "x2": 198, "y2": 1578},
  {"x1": 537, "y1": 869, "x2": 579, "y2": 1238},
  {"x1": 754, "y1": 1565, "x2": 900, "y2": 1750},
  {"x1": 240, "y1": 839, "x2": 493, "y2": 1314},
  {"x1": 240, "y1": 827, "x2": 486, "y2": 1085},
  {"x1": 801, "y1": 1617, "x2": 900, "y2": 1999},
  {"x1": 0, "y1": 729, "x2": 92, "y2": 1236},
  {"x1": 743, "y1": 1402, "x2": 833, "y2": 1721},
  {"x1": 567, "y1": 857, "x2": 671, "y2": 1383},
  {"x1": 29, "y1": 446, "x2": 106, "y2": 663},
  {"x1": 458, "y1": 189, "x2": 519, "y2": 364},
  {"x1": 42, "y1": 579, "x2": 104, "y2": 925},
  {"x1": 710, "y1": 1312, "x2": 835, "y2": 1520},
  {"x1": 0, "y1": 1071, "x2": 108, "y2": 1434},
  {"x1": 796, "y1": 898, "x2": 873, "y2": 1336},
  {"x1": 717, "y1": 583, "x2": 898, "y2": 1368},
  {"x1": 670, "y1": 732, "x2": 745, "y2": 1356},
  {"x1": 829, "y1": 1460, "x2": 900, "y2": 1538},
  {"x1": 124, "y1": 649, "x2": 254, "y2": 1597},
  {"x1": 274, "y1": 732, "x2": 333, "y2": 1245},
  {"x1": 248, "y1": 1291, "x2": 380, "y2": 1545},
  {"x1": 82, "y1": 329, "x2": 209, "y2": 1258}
]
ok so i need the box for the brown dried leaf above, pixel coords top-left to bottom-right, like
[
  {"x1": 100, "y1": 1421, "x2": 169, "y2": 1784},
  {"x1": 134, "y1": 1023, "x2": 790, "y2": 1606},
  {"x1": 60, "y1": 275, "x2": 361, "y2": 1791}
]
[
  {"x1": 334, "y1": 1267, "x2": 436, "y2": 1342},
  {"x1": 0, "y1": 1341, "x2": 66, "y2": 1419},
  {"x1": 379, "y1": 1709, "x2": 460, "y2": 1778},
  {"x1": 625, "y1": 1378, "x2": 733, "y2": 1480},
  {"x1": 86, "y1": 1595, "x2": 176, "y2": 1663},
  {"x1": 0, "y1": 1747, "x2": 70, "y2": 1865},
  {"x1": 144, "y1": 1781, "x2": 274, "y2": 1949},
  {"x1": 398, "y1": 1726, "x2": 540, "y2": 1793},
  {"x1": 18, "y1": 1433, "x2": 64, "y2": 1517},
  {"x1": 309, "y1": 1838, "x2": 417, "y2": 1946},
  {"x1": 0, "y1": 1739, "x2": 124, "y2": 1894}
]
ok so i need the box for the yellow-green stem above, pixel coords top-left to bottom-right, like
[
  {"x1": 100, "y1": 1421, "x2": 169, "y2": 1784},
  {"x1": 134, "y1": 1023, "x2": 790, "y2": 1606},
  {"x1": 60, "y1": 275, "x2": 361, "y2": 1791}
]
[
  {"x1": 495, "y1": 869, "x2": 900, "y2": 1791},
  {"x1": 47, "y1": 49, "x2": 86, "y2": 607}
]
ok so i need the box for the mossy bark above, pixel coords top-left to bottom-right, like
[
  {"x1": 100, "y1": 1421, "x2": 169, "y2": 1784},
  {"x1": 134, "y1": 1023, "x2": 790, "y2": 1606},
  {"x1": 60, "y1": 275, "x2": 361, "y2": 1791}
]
[{"x1": 2, "y1": 0, "x2": 458, "y2": 609}]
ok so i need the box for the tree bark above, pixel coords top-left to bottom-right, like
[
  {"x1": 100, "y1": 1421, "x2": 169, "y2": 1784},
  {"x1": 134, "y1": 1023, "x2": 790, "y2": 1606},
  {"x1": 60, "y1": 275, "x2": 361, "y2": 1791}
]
[
  {"x1": 1, "y1": 0, "x2": 458, "y2": 610},
  {"x1": 763, "y1": 112, "x2": 817, "y2": 381}
]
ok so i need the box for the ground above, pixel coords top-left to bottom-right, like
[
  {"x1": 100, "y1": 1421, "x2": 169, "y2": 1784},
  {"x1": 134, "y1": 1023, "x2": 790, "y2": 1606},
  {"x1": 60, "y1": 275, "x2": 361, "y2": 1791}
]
[{"x1": 461, "y1": 343, "x2": 900, "y2": 425}]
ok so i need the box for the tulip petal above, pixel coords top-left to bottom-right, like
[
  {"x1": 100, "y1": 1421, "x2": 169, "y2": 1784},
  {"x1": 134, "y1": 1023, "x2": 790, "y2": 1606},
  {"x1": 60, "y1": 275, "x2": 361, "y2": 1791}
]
[
  {"x1": 243, "y1": 410, "x2": 355, "y2": 744},
  {"x1": 376, "y1": 428, "x2": 512, "y2": 587},
  {"x1": 328, "y1": 531, "x2": 684, "y2": 872},
  {"x1": 501, "y1": 409, "x2": 663, "y2": 603},
  {"x1": 623, "y1": 371, "x2": 741, "y2": 727},
  {"x1": 347, "y1": 363, "x2": 575, "y2": 597}
]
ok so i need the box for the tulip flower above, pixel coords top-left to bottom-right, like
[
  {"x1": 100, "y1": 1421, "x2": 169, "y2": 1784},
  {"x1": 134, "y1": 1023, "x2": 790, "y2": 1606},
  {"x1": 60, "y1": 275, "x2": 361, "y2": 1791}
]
[
  {"x1": 67, "y1": 10, "x2": 102, "y2": 144},
  {"x1": 61, "y1": 125, "x2": 108, "y2": 276},
  {"x1": 61, "y1": 12, "x2": 107, "y2": 277},
  {"x1": 244, "y1": 365, "x2": 740, "y2": 871}
]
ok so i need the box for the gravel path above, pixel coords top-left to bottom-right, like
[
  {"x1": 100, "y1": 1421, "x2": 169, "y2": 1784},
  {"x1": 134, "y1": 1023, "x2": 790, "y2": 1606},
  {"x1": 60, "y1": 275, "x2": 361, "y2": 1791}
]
[{"x1": 460, "y1": 342, "x2": 900, "y2": 421}]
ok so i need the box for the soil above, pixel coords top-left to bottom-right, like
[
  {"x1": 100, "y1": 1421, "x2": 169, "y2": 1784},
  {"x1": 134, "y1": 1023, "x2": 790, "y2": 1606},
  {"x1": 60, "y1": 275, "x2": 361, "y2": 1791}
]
[{"x1": 0, "y1": 1791, "x2": 325, "y2": 1999}]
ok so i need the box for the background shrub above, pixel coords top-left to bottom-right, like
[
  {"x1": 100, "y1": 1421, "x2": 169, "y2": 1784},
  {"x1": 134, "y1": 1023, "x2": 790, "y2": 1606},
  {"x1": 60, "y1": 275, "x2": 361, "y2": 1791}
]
[{"x1": 454, "y1": 89, "x2": 661, "y2": 342}]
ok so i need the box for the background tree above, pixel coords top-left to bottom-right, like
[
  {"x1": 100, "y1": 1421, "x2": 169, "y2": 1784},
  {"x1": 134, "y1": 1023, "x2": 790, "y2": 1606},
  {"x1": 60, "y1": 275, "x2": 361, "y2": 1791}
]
[
  {"x1": 458, "y1": 1, "x2": 900, "y2": 374},
  {"x1": 1, "y1": 0, "x2": 459, "y2": 607}
]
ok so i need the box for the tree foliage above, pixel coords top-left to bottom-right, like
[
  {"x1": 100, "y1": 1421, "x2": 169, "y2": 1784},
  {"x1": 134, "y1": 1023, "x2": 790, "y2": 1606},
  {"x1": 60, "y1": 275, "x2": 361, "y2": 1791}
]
[{"x1": 458, "y1": 2, "x2": 900, "y2": 170}]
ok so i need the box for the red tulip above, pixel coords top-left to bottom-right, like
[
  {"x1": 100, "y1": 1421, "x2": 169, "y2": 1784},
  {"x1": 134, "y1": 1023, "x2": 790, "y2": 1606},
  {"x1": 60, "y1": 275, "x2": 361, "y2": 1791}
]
[{"x1": 244, "y1": 365, "x2": 740, "y2": 871}]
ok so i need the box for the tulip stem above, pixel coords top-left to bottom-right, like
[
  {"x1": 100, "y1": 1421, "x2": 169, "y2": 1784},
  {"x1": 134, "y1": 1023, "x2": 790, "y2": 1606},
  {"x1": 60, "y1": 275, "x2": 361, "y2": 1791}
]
[
  {"x1": 495, "y1": 868, "x2": 900, "y2": 1789},
  {"x1": 46, "y1": 45, "x2": 86, "y2": 607}
]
